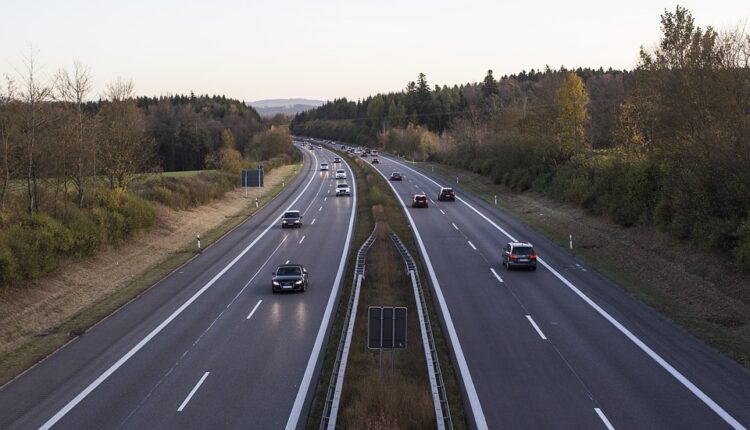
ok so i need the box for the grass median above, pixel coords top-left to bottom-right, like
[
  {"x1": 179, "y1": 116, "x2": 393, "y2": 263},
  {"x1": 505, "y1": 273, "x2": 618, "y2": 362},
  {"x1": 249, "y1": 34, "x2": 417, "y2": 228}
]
[{"x1": 307, "y1": 150, "x2": 466, "y2": 429}]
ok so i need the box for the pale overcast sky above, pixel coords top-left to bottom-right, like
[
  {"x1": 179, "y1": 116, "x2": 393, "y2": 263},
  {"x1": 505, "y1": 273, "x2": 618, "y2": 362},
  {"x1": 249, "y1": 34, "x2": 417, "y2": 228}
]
[{"x1": 1, "y1": 0, "x2": 748, "y2": 102}]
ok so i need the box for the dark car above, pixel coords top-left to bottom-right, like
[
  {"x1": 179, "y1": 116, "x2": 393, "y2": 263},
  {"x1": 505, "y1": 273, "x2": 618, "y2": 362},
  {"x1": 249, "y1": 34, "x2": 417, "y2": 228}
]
[
  {"x1": 502, "y1": 242, "x2": 537, "y2": 271},
  {"x1": 390, "y1": 172, "x2": 402, "y2": 181},
  {"x1": 371, "y1": 157, "x2": 379, "y2": 164},
  {"x1": 360, "y1": 152, "x2": 368, "y2": 158},
  {"x1": 412, "y1": 194, "x2": 428, "y2": 208},
  {"x1": 438, "y1": 187, "x2": 455, "y2": 201},
  {"x1": 281, "y1": 210, "x2": 302, "y2": 228},
  {"x1": 272, "y1": 264, "x2": 308, "y2": 292}
]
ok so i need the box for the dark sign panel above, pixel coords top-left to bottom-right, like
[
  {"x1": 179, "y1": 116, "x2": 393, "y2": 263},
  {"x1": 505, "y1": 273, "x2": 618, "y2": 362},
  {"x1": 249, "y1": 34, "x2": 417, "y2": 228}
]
[
  {"x1": 368, "y1": 306, "x2": 407, "y2": 349},
  {"x1": 241, "y1": 168, "x2": 264, "y2": 187}
]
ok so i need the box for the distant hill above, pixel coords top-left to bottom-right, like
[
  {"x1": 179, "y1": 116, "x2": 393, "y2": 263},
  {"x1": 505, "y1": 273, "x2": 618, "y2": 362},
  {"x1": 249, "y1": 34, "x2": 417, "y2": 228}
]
[{"x1": 248, "y1": 98, "x2": 325, "y2": 117}]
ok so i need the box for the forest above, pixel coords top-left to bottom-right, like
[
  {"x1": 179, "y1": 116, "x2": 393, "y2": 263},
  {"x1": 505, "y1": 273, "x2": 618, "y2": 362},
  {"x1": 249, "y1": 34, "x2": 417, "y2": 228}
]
[
  {"x1": 0, "y1": 62, "x2": 295, "y2": 288},
  {"x1": 292, "y1": 6, "x2": 750, "y2": 270}
]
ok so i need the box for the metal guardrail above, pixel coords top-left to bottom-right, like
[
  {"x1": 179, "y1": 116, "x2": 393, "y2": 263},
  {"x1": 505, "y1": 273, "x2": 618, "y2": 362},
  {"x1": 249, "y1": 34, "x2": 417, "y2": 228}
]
[
  {"x1": 320, "y1": 230, "x2": 377, "y2": 429},
  {"x1": 391, "y1": 233, "x2": 453, "y2": 430}
]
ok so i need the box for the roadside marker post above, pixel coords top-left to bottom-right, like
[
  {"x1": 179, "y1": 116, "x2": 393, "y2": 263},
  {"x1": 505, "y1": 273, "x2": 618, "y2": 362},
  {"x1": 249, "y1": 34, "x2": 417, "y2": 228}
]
[
  {"x1": 569, "y1": 234, "x2": 573, "y2": 250},
  {"x1": 197, "y1": 235, "x2": 201, "y2": 253}
]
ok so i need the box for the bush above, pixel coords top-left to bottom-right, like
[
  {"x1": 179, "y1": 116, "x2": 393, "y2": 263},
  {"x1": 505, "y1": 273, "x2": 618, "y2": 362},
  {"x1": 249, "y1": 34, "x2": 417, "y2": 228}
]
[
  {"x1": 66, "y1": 211, "x2": 104, "y2": 257},
  {"x1": 119, "y1": 193, "x2": 157, "y2": 234},
  {"x1": 5, "y1": 214, "x2": 74, "y2": 279},
  {"x1": 0, "y1": 239, "x2": 19, "y2": 288}
]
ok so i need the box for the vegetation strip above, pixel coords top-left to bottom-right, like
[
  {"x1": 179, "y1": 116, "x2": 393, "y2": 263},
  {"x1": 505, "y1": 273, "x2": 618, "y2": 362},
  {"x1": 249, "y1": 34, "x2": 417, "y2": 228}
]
[
  {"x1": 320, "y1": 231, "x2": 376, "y2": 429},
  {"x1": 0, "y1": 163, "x2": 302, "y2": 386}
]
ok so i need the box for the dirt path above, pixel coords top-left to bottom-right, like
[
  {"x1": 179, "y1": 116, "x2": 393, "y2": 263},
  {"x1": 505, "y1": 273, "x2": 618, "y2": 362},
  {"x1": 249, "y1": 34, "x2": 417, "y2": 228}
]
[{"x1": 0, "y1": 165, "x2": 295, "y2": 356}]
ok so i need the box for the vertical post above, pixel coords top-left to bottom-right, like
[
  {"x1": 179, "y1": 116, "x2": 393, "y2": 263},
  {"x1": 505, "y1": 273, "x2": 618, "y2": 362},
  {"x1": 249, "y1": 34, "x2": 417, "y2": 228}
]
[
  {"x1": 456, "y1": 176, "x2": 459, "y2": 184},
  {"x1": 494, "y1": 195, "x2": 497, "y2": 206},
  {"x1": 197, "y1": 235, "x2": 201, "y2": 253},
  {"x1": 569, "y1": 234, "x2": 573, "y2": 250}
]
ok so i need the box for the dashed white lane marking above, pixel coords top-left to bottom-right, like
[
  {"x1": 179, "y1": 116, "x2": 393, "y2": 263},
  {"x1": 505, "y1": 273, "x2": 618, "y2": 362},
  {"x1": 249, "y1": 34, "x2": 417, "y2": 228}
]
[
  {"x1": 319, "y1": 206, "x2": 323, "y2": 211},
  {"x1": 490, "y1": 268, "x2": 504, "y2": 283},
  {"x1": 440, "y1": 209, "x2": 445, "y2": 215},
  {"x1": 525, "y1": 315, "x2": 547, "y2": 340},
  {"x1": 177, "y1": 372, "x2": 210, "y2": 412},
  {"x1": 595, "y1": 408, "x2": 616, "y2": 430},
  {"x1": 299, "y1": 235, "x2": 306, "y2": 244},
  {"x1": 576, "y1": 263, "x2": 588, "y2": 272},
  {"x1": 311, "y1": 218, "x2": 316, "y2": 225},
  {"x1": 285, "y1": 260, "x2": 290, "y2": 264},
  {"x1": 324, "y1": 197, "x2": 327, "y2": 201},
  {"x1": 246, "y1": 300, "x2": 263, "y2": 320},
  {"x1": 468, "y1": 241, "x2": 477, "y2": 250},
  {"x1": 452, "y1": 222, "x2": 459, "y2": 230}
]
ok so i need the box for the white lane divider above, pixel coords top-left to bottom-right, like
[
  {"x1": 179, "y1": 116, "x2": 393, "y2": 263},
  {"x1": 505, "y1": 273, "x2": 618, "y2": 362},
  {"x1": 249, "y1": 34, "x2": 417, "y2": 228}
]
[
  {"x1": 440, "y1": 209, "x2": 445, "y2": 215},
  {"x1": 311, "y1": 218, "x2": 316, "y2": 225},
  {"x1": 468, "y1": 241, "x2": 477, "y2": 251},
  {"x1": 39, "y1": 149, "x2": 322, "y2": 430},
  {"x1": 595, "y1": 408, "x2": 616, "y2": 430},
  {"x1": 319, "y1": 206, "x2": 323, "y2": 211},
  {"x1": 452, "y1": 222, "x2": 459, "y2": 230},
  {"x1": 324, "y1": 197, "x2": 327, "y2": 201},
  {"x1": 388, "y1": 156, "x2": 746, "y2": 430},
  {"x1": 246, "y1": 300, "x2": 263, "y2": 320},
  {"x1": 490, "y1": 268, "x2": 504, "y2": 283},
  {"x1": 525, "y1": 315, "x2": 547, "y2": 340},
  {"x1": 177, "y1": 372, "x2": 210, "y2": 412},
  {"x1": 299, "y1": 235, "x2": 306, "y2": 244},
  {"x1": 285, "y1": 260, "x2": 290, "y2": 264}
]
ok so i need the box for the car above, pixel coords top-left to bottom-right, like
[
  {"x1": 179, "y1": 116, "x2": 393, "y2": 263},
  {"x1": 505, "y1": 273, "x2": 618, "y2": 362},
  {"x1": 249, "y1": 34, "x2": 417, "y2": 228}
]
[
  {"x1": 390, "y1": 172, "x2": 402, "y2": 181},
  {"x1": 333, "y1": 157, "x2": 341, "y2": 164},
  {"x1": 340, "y1": 145, "x2": 346, "y2": 150},
  {"x1": 335, "y1": 183, "x2": 351, "y2": 196},
  {"x1": 502, "y1": 242, "x2": 537, "y2": 271},
  {"x1": 320, "y1": 162, "x2": 329, "y2": 171},
  {"x1": 371, "y1": 157, "x2": 379, "y2": 164},
  {"x1": 438, "y1": 187, "x2": 455, "y2": 201},
  {"x1": 272, "y1": 264, "x2": 308, "y2": 293},
  {"x1": 360, "y1": 152, "x2": 368, "y2": 158},
  {"x1": 371, "y1": 150, "x2": 378, "y2": 156},
  {"x1": 281, "y1": 210, "x2": 302, "y2": 228},
  {"x1": 335, "y1": 169, "x2": 346, "y2": 179},
  {"x1": 412, "y1": 194, "x2": 428, "y2": 208}
]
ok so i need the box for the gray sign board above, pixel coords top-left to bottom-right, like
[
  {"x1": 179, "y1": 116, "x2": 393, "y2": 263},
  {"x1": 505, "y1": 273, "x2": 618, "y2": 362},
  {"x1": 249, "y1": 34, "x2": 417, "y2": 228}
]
[{"x1": 368, "y1": 306, "x2": 407, "y2": 349}]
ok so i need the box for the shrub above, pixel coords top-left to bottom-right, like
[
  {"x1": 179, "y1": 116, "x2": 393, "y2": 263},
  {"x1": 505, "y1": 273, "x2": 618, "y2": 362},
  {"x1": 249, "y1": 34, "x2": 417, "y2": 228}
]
[
  {"x1": 66, "y1": 211, "x2": 104, "y2": 257},
  {"x1": 0, "y1": 238, "x2": 19, "y2": 288}
]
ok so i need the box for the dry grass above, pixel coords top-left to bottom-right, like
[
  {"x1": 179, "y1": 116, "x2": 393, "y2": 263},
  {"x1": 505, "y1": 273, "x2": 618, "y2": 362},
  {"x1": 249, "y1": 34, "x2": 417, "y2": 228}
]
[
  {"x1": 0, "y1": 164, "x2": 299, "y2": 384},
  {"x1": 339, "y1": 222, "x2": 435, "y2": 429},
  {"x1": 424, "y1": 160, "x2": 750, "y2": 368}
]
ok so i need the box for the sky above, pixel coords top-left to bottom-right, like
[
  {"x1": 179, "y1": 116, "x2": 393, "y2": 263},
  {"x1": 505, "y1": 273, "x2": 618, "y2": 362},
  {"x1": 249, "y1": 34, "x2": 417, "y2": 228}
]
[{"x1": 1, "y1": 0, "x2": 748, "y2": 102}]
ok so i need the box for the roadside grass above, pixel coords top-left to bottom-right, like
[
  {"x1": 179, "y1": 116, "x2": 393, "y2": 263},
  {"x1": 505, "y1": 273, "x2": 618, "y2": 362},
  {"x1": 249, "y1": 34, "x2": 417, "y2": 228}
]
[
  {"x1": 307, "y1": 150, "x2": 466, "y2": 429},
  {"x1": 159, "y1": 169, "x2": 217, "y2": 178},
  {"x1": 0, "y1": 163, "x2": 302, "y2": 386},
  {"x1": 339, "y1": 220, "x2": 434, "y2": 428},
  {"x1": 420, "y1": 160, "x2": 750, "y2": 369}
]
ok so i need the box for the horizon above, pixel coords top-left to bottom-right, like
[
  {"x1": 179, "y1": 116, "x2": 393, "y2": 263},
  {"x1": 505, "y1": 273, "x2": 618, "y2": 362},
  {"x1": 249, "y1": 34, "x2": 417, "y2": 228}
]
[{"x1": 2, "y1": 0, "x2": 748, "y2": 102}]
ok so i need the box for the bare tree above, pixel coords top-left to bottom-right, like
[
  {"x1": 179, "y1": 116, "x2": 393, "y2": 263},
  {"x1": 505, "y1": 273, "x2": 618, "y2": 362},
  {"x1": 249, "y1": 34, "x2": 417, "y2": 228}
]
[
  {"x1": 0, "y1": 75, "x2": 18, "y2": 210},
  {"x1": 55, "y1": 61, "x2": 94, "y2": 207},
  {"x1": 18, "y1": 48, "x2": 53, "y2": 214}
]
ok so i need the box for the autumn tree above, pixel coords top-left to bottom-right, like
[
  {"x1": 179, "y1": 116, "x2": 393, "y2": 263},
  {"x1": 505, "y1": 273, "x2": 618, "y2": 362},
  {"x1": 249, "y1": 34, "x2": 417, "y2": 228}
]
[
  {"x1": 557, "y1": 71, "x2": 589, "y2": 155},
  {"x1": 206, "y1": 128, "x2": 242, "y2": 173}
]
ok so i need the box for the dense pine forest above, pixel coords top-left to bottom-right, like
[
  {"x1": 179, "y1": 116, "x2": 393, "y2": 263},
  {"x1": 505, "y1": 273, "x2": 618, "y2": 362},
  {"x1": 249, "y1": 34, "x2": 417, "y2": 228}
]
[{"x1": 292, "y1": 6, "x2": 750, "y2": 270}]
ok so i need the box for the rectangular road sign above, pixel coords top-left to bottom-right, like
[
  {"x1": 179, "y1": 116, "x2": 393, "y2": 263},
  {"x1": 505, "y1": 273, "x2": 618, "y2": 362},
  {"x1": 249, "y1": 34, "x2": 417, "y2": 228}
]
[
  {"x1": 368, "y1": 306, "x2": 407, "y2": 349},
  {"x1": 241, "y1": 168, "x2": 263, "y2": 187}
]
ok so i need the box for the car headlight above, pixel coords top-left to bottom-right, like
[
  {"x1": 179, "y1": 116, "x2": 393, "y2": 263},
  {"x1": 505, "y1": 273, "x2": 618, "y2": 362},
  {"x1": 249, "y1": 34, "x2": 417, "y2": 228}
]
[
  {"x1": 295, "y1": 280, "x2": 303, "y2": 285},
  {"x1": 272, "y1": 281, "x2": 280, "y2": 286}
]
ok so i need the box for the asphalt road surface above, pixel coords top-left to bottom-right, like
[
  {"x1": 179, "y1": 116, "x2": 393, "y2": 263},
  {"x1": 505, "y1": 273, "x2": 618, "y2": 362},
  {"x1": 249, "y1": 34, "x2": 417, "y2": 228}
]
[
  {"x1": 359, "y1": 150, "x2": 749, "y2": 430},
  {"x1": 0, "y1": 143, "x2": 356, "y2": 430}
]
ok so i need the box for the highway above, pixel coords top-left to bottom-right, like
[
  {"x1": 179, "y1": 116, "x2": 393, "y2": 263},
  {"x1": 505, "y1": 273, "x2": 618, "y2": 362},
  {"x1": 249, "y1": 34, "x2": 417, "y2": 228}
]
[
  {"x1": 0, "y1": 143, "x2": 356, "y2": 429},
  {"x1": 358, "y1": 150, "x2": 750, "y2": 430}
]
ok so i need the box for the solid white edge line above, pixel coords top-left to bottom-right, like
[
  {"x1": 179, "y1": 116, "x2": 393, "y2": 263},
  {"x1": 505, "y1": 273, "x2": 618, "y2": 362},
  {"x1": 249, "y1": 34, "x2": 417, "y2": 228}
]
[
  {"x1": 387, "y1": 156, "x2": 746, "y2": 430},
  {"x1": 525, "y1": 315, "x2": 548, "y2": 340},
  {"x1": 285, "y1": 152, "x2": 358, "y2": 430},
  {"x1": 468, "y1": 241, "x2": 477, "y2": 251},
  {"x1": 368, "y1": 161, "x2": 488, "y2": 429},
  {"x1": 246, "y1": 300, "x2": 263, "y2": 320},
  {"x1": 490, "y1": 268, "x2": 504, "y2": 284},
  {"x1": 177, "y1": 372, "x2": 210, "y2": 412},
  {"x1": 39, "y1": 151, "x2": 321, "y2": 430},
  {"x1": 299, "y1": 235, "x2": 306, "y2": 244},
  {"x1": 595, "y1": 408, "x2": 616, "y2": 430}
]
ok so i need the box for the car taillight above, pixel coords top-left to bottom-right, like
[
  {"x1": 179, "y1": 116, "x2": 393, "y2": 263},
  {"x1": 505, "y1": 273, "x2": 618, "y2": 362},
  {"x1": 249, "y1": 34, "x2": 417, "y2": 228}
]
[
  {"x1": 530, "y1": 254, "x2": 537, "y2": 259},
  {"x1": 510, "y1": 254, "x2": 518, "y2": 260}
]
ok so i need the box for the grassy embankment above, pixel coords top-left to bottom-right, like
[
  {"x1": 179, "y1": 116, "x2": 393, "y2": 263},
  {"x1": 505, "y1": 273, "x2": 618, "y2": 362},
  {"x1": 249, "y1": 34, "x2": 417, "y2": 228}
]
[
  {"x1": 0, "y1": 163, "x2": 302, "y2": 385},
  {"x1": 307, "y1": 151, "x2": 466, "y2": 429},
  {"x1": 420, "y1": 159, "x2": 750, "y2": 369}
]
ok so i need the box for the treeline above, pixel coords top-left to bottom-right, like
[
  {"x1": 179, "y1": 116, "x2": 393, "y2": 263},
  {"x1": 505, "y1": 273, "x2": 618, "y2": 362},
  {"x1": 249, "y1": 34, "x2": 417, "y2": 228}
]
[
  {"x1": 292, "y1": 6, "x2": 750, "y2": 270},
  {"x1": 0, "y1": 58, "x2": 297, "y2": 288}
]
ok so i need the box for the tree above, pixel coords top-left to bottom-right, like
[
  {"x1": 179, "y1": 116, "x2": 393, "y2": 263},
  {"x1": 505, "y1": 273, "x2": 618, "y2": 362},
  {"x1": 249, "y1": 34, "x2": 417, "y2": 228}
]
[
  {"x1": 0, "y1": 76, "x2": 19, "y2": 210},
  {"x1": 557, "y1": 72, "x2": 589, "y2": 155}
]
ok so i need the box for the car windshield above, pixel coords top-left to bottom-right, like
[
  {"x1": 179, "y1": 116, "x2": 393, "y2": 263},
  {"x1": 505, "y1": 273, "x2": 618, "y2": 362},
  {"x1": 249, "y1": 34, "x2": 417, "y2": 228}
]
[
  {"x1": 276, "y1": 266, "x2": 301, "y2": 276},
  {"x1": 513, "y1": 246, "x2": 533, "y2": 255},
  {"x1": 392, "y1": 173, "x2": 400, "y2": 176},
  {"x1": 416, "y1": 196, "x2": 426, "y2": 201},
  {"x1": 283, "y1": 212, "x2": 299, "y2": 219},
  {"x1": 337, "y1": 184, "x2": 348, "y2": 188}
]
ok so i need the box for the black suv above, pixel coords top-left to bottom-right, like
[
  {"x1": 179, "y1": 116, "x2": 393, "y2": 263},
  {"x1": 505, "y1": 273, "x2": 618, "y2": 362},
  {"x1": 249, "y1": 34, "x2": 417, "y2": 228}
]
[
  {"x1": 438, "y1": 187, "x2": 455, "y2": 201},
  {"x1": 272, "y1": 264, "x2": 308, "y2": 292},
  {"x1": 281, "y1": 210, "x2": 302, "y2": 228},
  {"x1": 390, "y1": 172, "x2": 402, "y2": 181},
  {"x1": 412, "y1": 194, "x2": 429, "y2": 208},
  {"x1": 502, "y1": 242, "x2": 537, "y2": 270}
]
